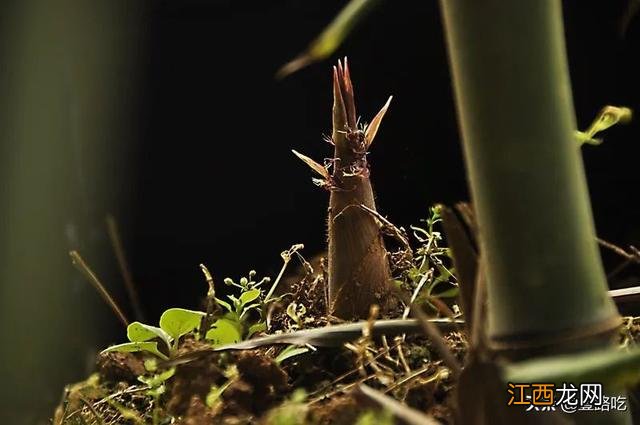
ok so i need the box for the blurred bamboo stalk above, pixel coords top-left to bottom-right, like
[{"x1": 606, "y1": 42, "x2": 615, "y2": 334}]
[
  {"x1": 440, "y1": 0, "x2": 627, "y2": 423},
  {"x1": 0, "y1": 1, "x2": 140, "y2": 422}
]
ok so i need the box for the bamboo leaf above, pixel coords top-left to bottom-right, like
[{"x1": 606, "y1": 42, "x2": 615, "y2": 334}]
[{"x1": 277, "y1": 0, "x2": 382, "y2": 78}]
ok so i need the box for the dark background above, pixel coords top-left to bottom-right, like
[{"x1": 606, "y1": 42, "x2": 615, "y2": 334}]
[
  {"x1": 120, "y1": 0, "x2": 640, "y2": 321},
  {"x1": 2, "y1": 0, "x2": 639, "y2": 421}
]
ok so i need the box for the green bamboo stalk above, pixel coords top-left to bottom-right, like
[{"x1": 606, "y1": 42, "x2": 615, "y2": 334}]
[
  {"x1": 439, "y1": 0, "x2": 621, "y2": 351},
  {"x1": 439, "y1": 1, "x2": 628, "y2": 422}
]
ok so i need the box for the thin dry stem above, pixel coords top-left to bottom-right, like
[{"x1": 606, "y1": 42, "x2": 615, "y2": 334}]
[
  {"x1": 69, "y1": 250, "x2": 129, "y2": 328},
  {"x1": 200, "y1": 263, "x2": 218, "y2": 338},
  {"x1": 265, "y1": 243, "x2": 304, "y2": 303}
]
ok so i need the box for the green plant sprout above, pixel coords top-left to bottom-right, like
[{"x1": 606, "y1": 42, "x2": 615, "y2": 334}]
[
  {"x1": 102, "y1": 304, "x2": 245, "y2": 360},
  {"x1": 223, "y1": 269, "x2": 271, "y2": 292},
  {"x1": 576, "y1": 105, "x2": 633, "y2": 145},
  {"x1": 138, "y1": 367, "x2": 176, "y2": 399},
  {"x1": 138, "y1": 359, "x2": 176, "y2": 425},
  {"x1": 102, "y1": 264, "x2": 293, "y2": 359},
  {"x1": 104, "y1": 399, "x2": 145, "y2": 425},
  {"x1": 285, "y1": 302, "x2": 308, "y2": 329},
  {"x1": 205, "y1": 364, "x2": 239, "y2": 410},
  {"x1": 102, "y1": 308, "x2": 206, "y2": 360},
  {"x1": 205, "y1": 279, "x2": 262, "y2": 346},
  {"x1": 399, "y1": 206, "x2": 459, "y2": 318}
]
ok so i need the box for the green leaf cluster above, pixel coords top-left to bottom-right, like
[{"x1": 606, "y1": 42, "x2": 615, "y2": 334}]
[
  {"x1": 401, "y1": 206, "x2": 460, "y2": 312},
  {"x1": 102, "y1": 308, "x2": 206, "y2": 359},
  {"x1": 102, "y1": 271, "x2": 273, "y2": 359}
]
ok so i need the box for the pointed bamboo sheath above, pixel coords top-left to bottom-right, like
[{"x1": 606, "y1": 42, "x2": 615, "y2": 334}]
[
  {"x1": 294, "y1": 60, "x2": 394, "y2": 319},
  {"x1": 327, "y1": 61, "x2": 394, "y2": 319}
]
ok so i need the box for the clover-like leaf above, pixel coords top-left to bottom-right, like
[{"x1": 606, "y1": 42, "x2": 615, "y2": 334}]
[
  {"x1": 205, "y1": 318, "x2": 243, "y2": 346},
  {"x1": 159, "y1": 308, "x2": 206, "y2": 341},
  {"x1": 101, "y1": 342, "x2": 169, "y2": 361},
  {"x1": 127, "y1": 321, "x2": 172, "y2": 349}
]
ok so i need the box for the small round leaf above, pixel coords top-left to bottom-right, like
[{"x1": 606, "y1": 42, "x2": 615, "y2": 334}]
[
  {"x1": 127, "y1": 321, "x2": 172, "y2": 349},
  {"x1": 101, "y1": 342, "x2": 169, "y2": 361},
  {"x1": 159, "y1": 308, "x2": 206, "y2": 340},
  {"x1": 239, "y1": 289, "x2": 261, "y2": 308},
  {"x1": 205, "y1": 318, "x2": 243, "y2": 346}
]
